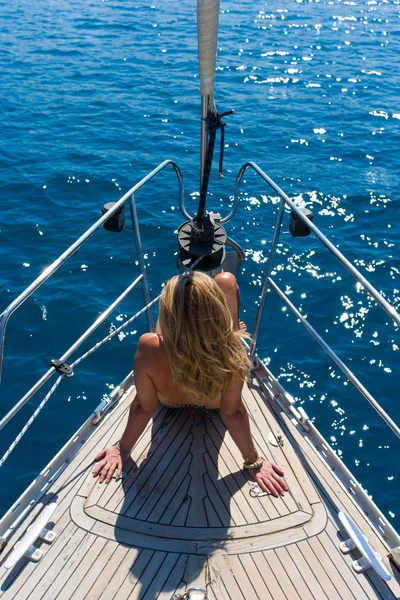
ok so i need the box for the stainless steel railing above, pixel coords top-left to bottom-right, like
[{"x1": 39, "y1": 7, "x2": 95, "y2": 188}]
[
  {"x1": 2, "y1": 156, "x2": 399, "y2": 442},
  {"x1": 0, "y1": 159, "x2": 184, "y2": 426},
  {"x1": 0, "y1": 275, "x2": 144, "y2": 432},
  {"x1": 235, "y1": 161, "x2": 400, "y2": 439}
]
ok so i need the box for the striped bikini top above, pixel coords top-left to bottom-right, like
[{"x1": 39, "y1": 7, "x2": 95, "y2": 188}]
[{"x1": 166, "y1": 401, "x2": 216, "y2": 426}]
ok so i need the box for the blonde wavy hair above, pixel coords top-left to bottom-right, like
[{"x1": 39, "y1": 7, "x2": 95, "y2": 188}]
[{"x1": 158, "y1": 271, "x2": 251, "y2": 404}]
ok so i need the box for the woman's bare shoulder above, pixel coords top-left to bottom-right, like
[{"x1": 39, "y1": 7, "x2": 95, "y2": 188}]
[
  {"x1": 138, "y1": 332, "x2": 161, "y2": 346},
  {"x1": 135, "y1": 333, "x2": 164, "y2": 366}
]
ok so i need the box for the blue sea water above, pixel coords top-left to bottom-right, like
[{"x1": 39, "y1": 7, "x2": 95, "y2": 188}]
[{"x1": 0, "y1": 0, "x2": 399, "y2": 528}]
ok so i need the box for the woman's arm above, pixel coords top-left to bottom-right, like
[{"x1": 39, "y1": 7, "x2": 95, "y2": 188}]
[
  {"x1": 220, "y1": 379, "x2": 288, "y2": 497},
  {"x1": 92, "y1": 334, "x2": 159, "y2": 484}
]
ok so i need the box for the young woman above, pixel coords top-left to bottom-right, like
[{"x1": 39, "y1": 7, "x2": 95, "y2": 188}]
[{"x1": 93, "y1": 270, "x2": 288, "y2": 498}]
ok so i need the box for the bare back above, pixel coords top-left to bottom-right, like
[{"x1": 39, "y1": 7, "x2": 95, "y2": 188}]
[{"x1": 140, "y1": 332, "x2": 222, "y2": 409}]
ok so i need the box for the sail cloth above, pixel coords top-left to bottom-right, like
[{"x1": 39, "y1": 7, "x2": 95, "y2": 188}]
[{"x1": 197, "y1": 0, "x2": 220, "y2": 97}]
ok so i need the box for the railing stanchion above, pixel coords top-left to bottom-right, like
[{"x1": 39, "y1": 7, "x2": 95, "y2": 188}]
[
  {"x1": 250, "y1": 198, "x2": 285, "y2": 359},
  {"x1": 129, "y1": 194, "x2": 154, "y2": 332}
]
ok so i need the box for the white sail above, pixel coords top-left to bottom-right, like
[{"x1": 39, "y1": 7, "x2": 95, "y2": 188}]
[{"x1": 197, "y1": 0, "x2": 220, "y2": 97}]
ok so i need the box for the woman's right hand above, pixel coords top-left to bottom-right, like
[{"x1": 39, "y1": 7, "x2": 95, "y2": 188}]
[
  {"x1": 250, "y1": 459, "x2": 288, "y2": 498},
  {"x1": 92, "y1": 446, "x2": 124, "y2": 483}
]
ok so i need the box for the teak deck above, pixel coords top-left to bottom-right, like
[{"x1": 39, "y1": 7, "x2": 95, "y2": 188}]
[{"x1": 0, "y1": 374, "x2": 399, "y2": 599}]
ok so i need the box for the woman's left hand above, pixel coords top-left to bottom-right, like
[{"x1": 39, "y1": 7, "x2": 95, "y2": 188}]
[{"x1": 250, "y1": 460, "x2": 288, "y2": 498}]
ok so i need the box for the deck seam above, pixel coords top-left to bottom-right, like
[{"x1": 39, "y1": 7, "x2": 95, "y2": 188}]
[
  {"x1": 116, "y1": 412, "x2": 193, "y2": 515},
  {"x1": 101, "y1": 548, "x2": 148, "y2": 600},
  {"x1": 205, "y1": 424, "x2": 255, "y2": 525},
  {"x1": 306, "y1": 537, "x2": 355, "y2": 600},
  {"x1": 38, "y1": 532, "x2": 98, "y2": 600},
  {"x1": 253, "y1": 550, "x2": 288, "y2": 600},
  {"x1": 297, "y1": 539, "x2": 342, "y2": 600},
  {"x1": 209, "y1": 413, "x2": 273, "y2": 520},
  {"x1": 133, "y1": 437, "x2": 193, "y2": 521},
  {"x1": 274, "y1": 545, "x2": 316, "y2": 600},
  {"x1": 213, "y1": 412, "x2": 285, "y2": 520}
]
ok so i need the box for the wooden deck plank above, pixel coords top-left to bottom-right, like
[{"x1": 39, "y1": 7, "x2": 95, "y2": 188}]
[
  {"x1": 135, "y1": 439, "x2": 192, "y2": 521},
  {"x1": 82, "y1": 543, "x2": 131, "y2": 600},
  {"x1": 140, "y1": 552, "x2": 181, "y2": 600},
  {"x1": 238, "y1": 554, "x2": 274, "y2": 600},
  {"x1": 247, "y1": 380, "x2": 320, "y2": 507},
  {"x1": 99, "y1": 407, "x2": 182, "y2": 510},
  {"x1": 115, "y1": 414, "x2": 193, "y2": 516},
  {"x1": 286, "y1": 543, "x2": 330, "y2": 600},
  {"x1": 294, "y1": 429, "x2": 397, "y2": 600},
  {"x1": 54, "y1": 535, "x2": 109, "y2": 600},
  {"x1": 114, "y1": 551, "x2": 167, "y2": 600},
  {"x1": 155, "y1": 554, "x2": 187, "y2": 599},
  {"x1": 325, "y1": 515, "x2": 392, "y2": 600},
  {"x1": 159, "y1": 474, "x2": 191, "y2": 525},
  {"x1": 185, "y1": 436, "x2": 208, "y2": 527},
  {"x1": 0, "y1": 392, "x2": 133, "y2": 592},
  {"x1": 0, "y1": 518, "x2": 76, "y2": 599},
  {"x1": 96, "y1": 548, "x2": 150, "y2": 600},
  {"x1": 181, "y1": 555, "x2": 209, "y2": 590},
  {"x1": 208, "y1": 578, "x2": 232, "y2": 600},
  {"x1": 251, "y1": 551, "x2": 287, "y2": 600},
  {"x1": 210, "y1": 555, "x2": 246, "y2": 600},
  {"x1": 297, "y1": 539, "x2": 343, "y2": 600},
  {"x1": 58, "y1": 391, "x2": 136, "y2": 504},
  {"x1": 146, "y1": 455, "x2": 192, "y2": 523},
  {"x1": 241, "y1": 386, "x2": 299, "y2": 516},
  {"x1": 37, "y1": 532, "x2": 98, "y2": 600},
  {"x1": 77, "y1": 408, "x2": 139, "y2": 507},
  {"x1": 94, "y1": 406, "x2": 173, "y2": 509},
  {"x1": 266, "y1": 393, "x2": 393, "y2": 562},
  {"x1": 203, "y1": 442, "x2": 246, "y2": 526},
  {"x1": 306, "y1": 535, "x2": 358, "y2": 600},
  {"x1": 262, "y1": 385, "x2": 400, "y2": 599},
  {"x1": 3, "y1": 521, "x2": 85, "y2": 600},
  {"x1": 222, "y1": 555, "x2": 261, "y2": 598},
  {"x1": 3, "y1": 375, "x2": 399, "y2": 600},
  {"x1": 210, "y1": 415, "x2": 279, "y2": 521},
  {"x1": 170, "y1": 497, "x2": 191, "y2": 527},
  {"x1": 262, "y1": 549, "x2": 303, "y2": 600},
  {"x1": 214, "y1": 404, "x2": 283, "y2": 520},
  {"x1": 274, "y1": 546, "x2": 316, "y2": 600},
  {"x1": 203, "y1": 469, "x2": 235, "y2": 526},
  {"x1": 204, "y1": 497, "x2": 223, "y2": 527},
  {"x1": 203, "y1": 432, "x2": 253, "y2": 526}
]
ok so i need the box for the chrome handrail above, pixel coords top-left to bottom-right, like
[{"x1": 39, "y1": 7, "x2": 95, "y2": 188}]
[
  {"x1": 235, "y1": 161, "x2": 400, "y2": 438},
  {"x1": 0, "y1": 275, "x2": 143, "y2": 431},
  {"x1": 0, "y1": 160, "x2": 184, "y2": 386},
  {"x1": 269, "y1": 278, "x2": 400, "y2": 439},
  {"x1": 234, "y1": 161, "x2": 400, "y2": 345}
]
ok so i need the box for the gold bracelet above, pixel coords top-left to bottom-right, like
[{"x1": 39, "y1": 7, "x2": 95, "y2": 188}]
[
  {"x1": 243, "y1": 446, "x2": 258, "y2": 462},
  {"x1": 243, "y1": 459, "x2": 263, "y2": 470}
]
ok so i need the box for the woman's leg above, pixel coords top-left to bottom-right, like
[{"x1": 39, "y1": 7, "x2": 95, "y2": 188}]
[{"x1": 215, "y1": 272, "x2": 241, "y2": 330}]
